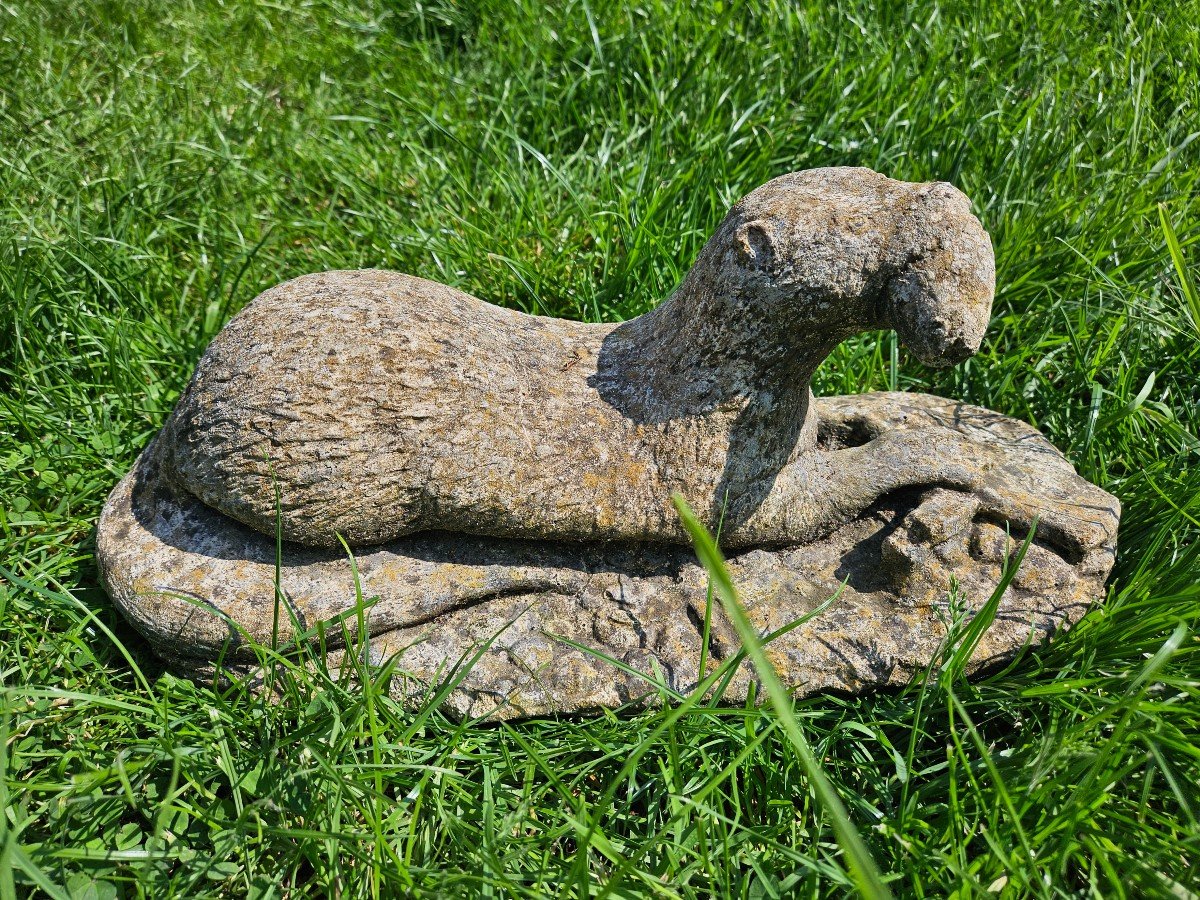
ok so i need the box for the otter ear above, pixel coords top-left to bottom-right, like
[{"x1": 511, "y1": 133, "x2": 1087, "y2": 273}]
[{"x1": 734, "y1": 221, "x2": 775, "y2": 269}]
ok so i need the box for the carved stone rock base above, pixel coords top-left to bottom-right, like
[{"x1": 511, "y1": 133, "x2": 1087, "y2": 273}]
[{"x1": 97, "y1": 393, "x2": 1118, "y2": 720}]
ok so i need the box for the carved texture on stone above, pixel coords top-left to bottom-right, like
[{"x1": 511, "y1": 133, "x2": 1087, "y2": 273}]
[
  {"x1": 160, "y1": 168, "x2": 996, "y2": 549},
  {"x1": 96, "y1": 167, "x2": 1120, "y2": 719}
]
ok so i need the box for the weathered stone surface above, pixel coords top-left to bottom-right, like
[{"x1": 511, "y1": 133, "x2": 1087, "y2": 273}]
[
  {"x1": 160, "y1": 167, "x2": 997, "y2": 549},
  {"x1": 95, "y1": 166, "x2": 1122, "y2": 719},
  {"x1": 98, "y1": 394, "x2": 1119, "y2": 720}
]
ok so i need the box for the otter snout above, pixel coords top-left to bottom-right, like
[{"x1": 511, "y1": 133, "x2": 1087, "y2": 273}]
[{"x1": 885, "y1": 182, "x2": 995, "y2": 368}]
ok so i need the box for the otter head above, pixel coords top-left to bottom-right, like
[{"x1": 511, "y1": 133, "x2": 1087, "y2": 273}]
[
  {"x1": 714, "y1": 168, "x2": 994, "y2": 370},
  {"x1": 882, "y1": 181, "x2": 994, "y2": 367}
]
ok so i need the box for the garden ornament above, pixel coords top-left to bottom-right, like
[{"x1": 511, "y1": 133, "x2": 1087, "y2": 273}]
[{"x1": 98, "y1": 167, "x2": 1120, "y2": 719}]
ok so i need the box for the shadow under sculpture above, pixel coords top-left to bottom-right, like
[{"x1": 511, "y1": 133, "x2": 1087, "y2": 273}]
[{"x1": 97, "y1": 167, "x2": 1120, "y2": 719}]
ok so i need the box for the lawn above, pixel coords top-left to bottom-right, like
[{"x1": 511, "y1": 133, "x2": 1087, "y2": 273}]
[{"x1": 2, "y1": 0, "x2": 1199, "y2": 896}]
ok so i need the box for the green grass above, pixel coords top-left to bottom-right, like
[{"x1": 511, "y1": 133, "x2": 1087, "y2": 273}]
[{"x1": 2, "y1": 0, "x2": 1199, "y2": 895}]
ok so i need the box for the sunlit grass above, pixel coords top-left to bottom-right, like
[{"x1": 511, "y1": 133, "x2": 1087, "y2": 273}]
[{"x1": 1, "y1": 0, "x2": 1198, "y2": 896}]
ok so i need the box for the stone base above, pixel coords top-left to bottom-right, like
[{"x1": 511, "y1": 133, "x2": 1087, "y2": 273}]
[{"x1": 97, "y1": 393, "x2": 1119, "y2": 720}]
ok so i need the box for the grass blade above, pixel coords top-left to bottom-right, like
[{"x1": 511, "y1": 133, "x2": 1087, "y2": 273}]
[
  {"x1": 1158, "y1": 203, "x2": 1200, "y2": 336},
  {"x1": 671, "y1": 494, "x2": 894, "y2": 900}
]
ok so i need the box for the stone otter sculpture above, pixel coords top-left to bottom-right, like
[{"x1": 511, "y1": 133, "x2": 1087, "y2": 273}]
[
  {"x1": 162, "y1": 167, "x2": 1026, "y2": 552},
  {"x1": 98, "y1": 165, "x2": 1122, "y2": 719}
]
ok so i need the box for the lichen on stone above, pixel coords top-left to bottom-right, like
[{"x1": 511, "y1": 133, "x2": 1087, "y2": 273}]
[{"x1": 96, "y1": 167, "x2": 1120, "y2": 719}]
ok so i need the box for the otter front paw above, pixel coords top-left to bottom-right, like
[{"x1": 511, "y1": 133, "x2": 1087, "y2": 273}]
[
  {"x1": 973, "y1": 458, "x2": 1119, "y2": 570},
  {"x1": 862, "y1": 424, "x2": 1118, "y2": 592},
  {"x1": 880, "y1": 487, "x2": 1086, "y2": 605},
  {"x1": 858, "y1": 425, "x2": 998, "y2": 494}
]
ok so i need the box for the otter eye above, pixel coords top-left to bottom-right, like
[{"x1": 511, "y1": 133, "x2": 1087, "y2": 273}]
[{"x1": 735, "y1": 222, "x2": 775, "y2": 269}]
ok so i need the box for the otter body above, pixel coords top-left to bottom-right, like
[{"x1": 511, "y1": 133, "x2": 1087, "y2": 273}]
[
  {"x1": 165, "y1": 167, "x2": 997, "y2": 548},
  {"x1": 164, "y1": 271, "x2": 761, "y2": 547}
]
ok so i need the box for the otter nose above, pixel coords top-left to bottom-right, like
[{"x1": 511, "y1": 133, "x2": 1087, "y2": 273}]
[
  {"x1": 931, "y1": 328, "x2": 978, "y2": 367},
  {"x1": 887, "y1": 261, "x2": 992, "y2": 368}
]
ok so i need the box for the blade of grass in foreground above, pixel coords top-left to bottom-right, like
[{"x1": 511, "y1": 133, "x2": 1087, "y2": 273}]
[
  {"x1": 671, "y1": 494, "x2": 894, "y2": 900},
  {"x1": 1158, "y1": 203, "x2": 1200, "y2": 337}
]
